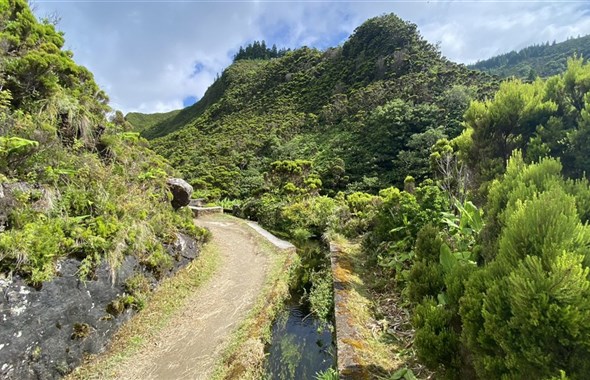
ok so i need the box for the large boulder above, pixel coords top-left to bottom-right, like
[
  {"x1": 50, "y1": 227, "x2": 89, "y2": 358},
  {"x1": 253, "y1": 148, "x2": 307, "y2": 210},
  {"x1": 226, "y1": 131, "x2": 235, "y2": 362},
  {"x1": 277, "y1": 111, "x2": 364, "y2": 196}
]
[{"x1": 166, "y1": 178, "x2": 193, "y2": 210}]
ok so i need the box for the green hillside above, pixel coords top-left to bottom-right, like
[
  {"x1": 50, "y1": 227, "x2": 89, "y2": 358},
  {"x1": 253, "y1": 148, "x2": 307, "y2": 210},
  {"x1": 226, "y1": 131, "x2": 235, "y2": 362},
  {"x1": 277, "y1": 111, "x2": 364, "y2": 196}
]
[
  {"x1": 126, "y1": 109, "x2": 180, "y2": 132},
  {"x1": 145, "y1": 14, "x2": 496, "y2": 199},
  {"x1": 128, "y1": 74, "x2": 228, "y2": 139},
  {"x1": 0, "y1": 0, "x2": 205, "y2": 284},
  {"x1": 470, "y1": 34, "x2": 590, "y2": 78}
]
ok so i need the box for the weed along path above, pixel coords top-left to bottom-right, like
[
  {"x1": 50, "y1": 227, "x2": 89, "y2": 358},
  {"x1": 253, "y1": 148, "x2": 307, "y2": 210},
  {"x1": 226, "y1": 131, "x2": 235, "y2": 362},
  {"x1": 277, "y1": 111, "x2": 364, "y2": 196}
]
[{"x1": 70, "y1": 214, "x2": 287, "y2": 380}]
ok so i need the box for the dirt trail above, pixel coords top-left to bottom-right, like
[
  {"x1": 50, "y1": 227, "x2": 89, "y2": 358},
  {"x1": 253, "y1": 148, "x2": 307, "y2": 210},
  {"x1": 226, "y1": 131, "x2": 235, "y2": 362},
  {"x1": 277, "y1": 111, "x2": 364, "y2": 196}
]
[{"x1": 112, "y1": 215, "x2": 269, "y2": 380}]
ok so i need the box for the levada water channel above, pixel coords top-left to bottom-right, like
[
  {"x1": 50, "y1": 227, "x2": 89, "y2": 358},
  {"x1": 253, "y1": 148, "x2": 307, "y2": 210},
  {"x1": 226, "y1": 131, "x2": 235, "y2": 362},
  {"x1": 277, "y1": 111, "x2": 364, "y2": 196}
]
[{"x1": 265, "y1": 240, "x2": 336, "y2": 379}]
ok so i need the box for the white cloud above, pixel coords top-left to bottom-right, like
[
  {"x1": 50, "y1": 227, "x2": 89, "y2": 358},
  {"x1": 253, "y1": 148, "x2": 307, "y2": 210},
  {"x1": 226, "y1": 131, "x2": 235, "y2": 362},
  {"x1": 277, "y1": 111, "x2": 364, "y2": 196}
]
[{"x1": 33, "y1": 1, "x2": 590, "y2": 113}]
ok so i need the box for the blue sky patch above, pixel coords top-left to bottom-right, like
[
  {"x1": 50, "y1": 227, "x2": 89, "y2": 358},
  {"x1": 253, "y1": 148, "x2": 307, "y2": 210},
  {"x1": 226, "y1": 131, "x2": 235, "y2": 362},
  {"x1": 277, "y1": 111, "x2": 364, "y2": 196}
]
[
  {"x1": 183, "y1": 96, "x2": 198, "y2": 107},
  {"x1": 191, "y1": 62, "x2": 205, "y2": 78}
]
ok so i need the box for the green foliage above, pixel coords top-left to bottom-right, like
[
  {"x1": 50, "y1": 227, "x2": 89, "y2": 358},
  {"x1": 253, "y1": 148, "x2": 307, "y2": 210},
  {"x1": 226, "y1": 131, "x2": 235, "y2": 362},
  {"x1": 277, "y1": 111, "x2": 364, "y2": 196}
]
[
  {"x1": 409, "y1": 154, "x2": 590, "y2": 378},
  {"x1": 465, "y1": 78, "x2": 557, "y2": 185},
  {"x1": 142, "y1": 14, "x2": 493, "y2": 199},
  {"x1": 0, "y1": 218, "x2": 67, "y2": 283},
  {"x1": 0, "y1": 0, "x2": 205, "y2": 285},
  {"x1": 125, "y1": 109, "x2": 180, "y2": 133},
  {"x1": 363, "y1": 182, "x2": 448, "y2": 278},
  {"x1": 390, "y1": 367, "x2": 417, "y2": 380},
  {"x1": 314, "y1": 368, "x2": 338, "y2": 380},
  {"x1": 470, "y1": 35, "x2": 590, "y2": 78},
  {"x1": 0, "y1": 0, "x2": 108, "y2": 113},
  {"x1": 408, "y1": 215, "x2": 479, "y2": 377},
  {"x1": 407, "y1": 225, "x2": 444, "y2": 303},
  {"x1": 267, "y1": 159, "x2": 322, "y2": 197},
  {"x1": 106, "y1": 294, "x2": 144, "y2": 316},
  {"x1": 465, "y1": 57, "x2": 590, "y2": 194},
  {"x1": 460, "y1": 158, "x2": 590, "y2": 379},
  {"x1": 280, "y1": 196, "x2": 337, "y2": 238},
  {"x1": 0, "y1": 136, "x2": 38, "y2": 173},
  {"x1": 0, "y1": 136, "x2": 38, "y2": 156},
  {"x1": 413, "y1": 299, "x2": 461, "y2": 375},
  {"x1": 306, "y1": 269, "x2": 334, "y2": 322},
  {"x1": 480, "y1": 152, "x2": 584, "y2": 262},
  {"x1": 71, "y1": 323, "x2": 92, "y2": 340}
]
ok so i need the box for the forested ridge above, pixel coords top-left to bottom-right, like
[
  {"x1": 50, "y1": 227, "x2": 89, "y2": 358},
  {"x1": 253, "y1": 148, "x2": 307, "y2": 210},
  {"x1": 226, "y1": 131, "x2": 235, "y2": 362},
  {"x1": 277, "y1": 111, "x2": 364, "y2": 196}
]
[
  {"x1": 131, "y1": 15, "x2": 496, "y2": 199},
  {"x1": 470, "y1": 33, "x2": 590, "y2": 79},
  {"x1": 132, "y1": 14, "x2": 590, "y2": 380}
]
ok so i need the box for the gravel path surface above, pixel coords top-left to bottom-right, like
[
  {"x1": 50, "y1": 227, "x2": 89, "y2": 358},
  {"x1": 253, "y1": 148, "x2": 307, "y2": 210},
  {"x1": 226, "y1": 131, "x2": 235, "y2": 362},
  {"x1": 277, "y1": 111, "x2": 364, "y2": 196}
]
[{"x1": 111, "y1": 215, "x2": 269, "y2": 380}]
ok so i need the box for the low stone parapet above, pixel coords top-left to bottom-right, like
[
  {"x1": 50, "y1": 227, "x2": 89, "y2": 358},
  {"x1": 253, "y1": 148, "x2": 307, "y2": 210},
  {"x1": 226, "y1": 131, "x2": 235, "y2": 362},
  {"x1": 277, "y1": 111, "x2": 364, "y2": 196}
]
[
  {"x1": 246, "y1": 221, "x2": 296, "y2": 252},
  {"x1": 190, "y1": 206, "x2": 223, "y2": 218}
]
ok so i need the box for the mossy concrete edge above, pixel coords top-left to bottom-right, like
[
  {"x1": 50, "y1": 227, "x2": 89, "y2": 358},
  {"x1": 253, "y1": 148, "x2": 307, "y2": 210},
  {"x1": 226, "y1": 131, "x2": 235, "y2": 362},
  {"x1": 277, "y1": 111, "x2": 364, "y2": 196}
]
[{"x1": 329, "y1": 241, "x2": 370, "y2": 380}]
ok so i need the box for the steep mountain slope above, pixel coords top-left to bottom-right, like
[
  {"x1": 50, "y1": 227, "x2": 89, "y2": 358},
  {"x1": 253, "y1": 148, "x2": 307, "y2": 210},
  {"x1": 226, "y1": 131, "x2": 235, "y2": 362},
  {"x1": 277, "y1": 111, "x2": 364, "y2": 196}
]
[
  {"x1": 135, "y1": 14, "x2": 496, "y2": 199},
  {"x1": 470, "y1": 34, "x2": 590, "y2": 78},
  {"x1": 133, "y1": 75, "x2": 228, "y2": 139},
  {"x1": 0, "y1": 0, "x2": 204, "y2": 287},
  {"x1": 0, "y1": 1, "x2": 207, "y2": 377},
  {"x1": 126, "y1": 109, "x2": 180, "y2": 133}
]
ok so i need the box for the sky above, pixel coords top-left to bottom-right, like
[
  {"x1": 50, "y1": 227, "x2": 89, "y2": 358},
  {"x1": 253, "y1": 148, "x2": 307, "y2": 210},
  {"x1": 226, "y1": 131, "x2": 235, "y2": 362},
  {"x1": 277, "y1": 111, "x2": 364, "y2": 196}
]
[{"x1": 33, "y1": 0, "x2": 590, "y2": 114}]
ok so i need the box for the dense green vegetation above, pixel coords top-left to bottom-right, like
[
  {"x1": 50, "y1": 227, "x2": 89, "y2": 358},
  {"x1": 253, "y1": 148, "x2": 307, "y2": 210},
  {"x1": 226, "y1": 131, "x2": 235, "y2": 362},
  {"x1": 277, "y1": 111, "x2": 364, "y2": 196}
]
[
  {"x1": 0, "y1": 0, "x2": 207, "y2": 285},
  {"x1": 131, "y1": 14, "x2": 496, "y2": 199},
  {"x1": 233, "y1": 40, "x2": 289, "y2": 61},
  {"x1": 132, "y1": 12, "x2": 590, "y2": 379},
  {"x1": 238, "y1": 59, "x2": 590, "y2": 379},
  {"x1": 126, "y1": 109, "x2": 180, "y2": 133},
  {"x1": 463, "y1": 58, "x2": 590, "y2": 190},
  {"x1": 470, "y1": 34, "x2": 590, "y2": 78},
  {"x1": 6, "y1": 1, "x2": 590, "y2": 377}
]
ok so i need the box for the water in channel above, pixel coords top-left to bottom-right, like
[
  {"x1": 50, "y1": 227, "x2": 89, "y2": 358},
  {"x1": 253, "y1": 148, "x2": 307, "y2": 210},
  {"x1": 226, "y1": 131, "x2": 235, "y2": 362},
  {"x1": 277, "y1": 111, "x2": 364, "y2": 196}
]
[{"x1": 265, "y1": 297, "x2": 335, "y2": 379}]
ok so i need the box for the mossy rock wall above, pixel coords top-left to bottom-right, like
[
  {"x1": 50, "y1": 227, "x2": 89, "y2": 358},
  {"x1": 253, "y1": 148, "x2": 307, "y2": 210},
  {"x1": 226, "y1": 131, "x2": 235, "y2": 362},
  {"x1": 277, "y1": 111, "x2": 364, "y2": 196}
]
[{"x1": 0, "y1": 233, "x2": 199, "y2": 379}]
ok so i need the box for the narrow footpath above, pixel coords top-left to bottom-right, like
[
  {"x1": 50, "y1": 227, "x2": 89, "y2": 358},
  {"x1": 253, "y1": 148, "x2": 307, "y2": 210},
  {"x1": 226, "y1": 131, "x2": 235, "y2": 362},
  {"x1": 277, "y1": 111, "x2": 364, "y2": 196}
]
[{"x1": 106, "y1": 215, "x2": 270, "y2": 380}]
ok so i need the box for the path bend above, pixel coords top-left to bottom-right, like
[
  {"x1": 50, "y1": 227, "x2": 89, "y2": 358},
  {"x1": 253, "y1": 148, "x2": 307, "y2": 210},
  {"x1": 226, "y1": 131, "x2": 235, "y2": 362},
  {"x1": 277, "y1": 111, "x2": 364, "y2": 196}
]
[{"x1": 113, "y1": 215, "x2": 270, "y2": 380}]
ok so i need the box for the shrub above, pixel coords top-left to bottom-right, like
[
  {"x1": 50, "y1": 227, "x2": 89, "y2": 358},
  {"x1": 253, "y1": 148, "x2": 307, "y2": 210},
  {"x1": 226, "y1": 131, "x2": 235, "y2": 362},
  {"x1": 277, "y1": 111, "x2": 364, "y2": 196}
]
[
  {"x1": 0, "y1": 218, "x2": 68, "y2": 284},
  {"x1": 406, "y1": 225, "x2": 444, "y2": 303},
  {"x1": 307, "y1": 269, "x2": 334, "y2": 322},
  {"x1": 363, "y1": 182, "x2": 447, "y2": 277},
  {"x1": 314, "y1": 368, "x2": 338, "y2": 380},
  {"x1": 409, "y1": 224, "x2": 476, "y2": 377},
  {"x1": 413, "y1": 299, "x2": 461, "y2": 375},
  {"x1": 461, "y1": 186, "x2": 590, "y2": 379},
  {"x1": 480, "y1": 151, "x2": 564, "y2": 262}
]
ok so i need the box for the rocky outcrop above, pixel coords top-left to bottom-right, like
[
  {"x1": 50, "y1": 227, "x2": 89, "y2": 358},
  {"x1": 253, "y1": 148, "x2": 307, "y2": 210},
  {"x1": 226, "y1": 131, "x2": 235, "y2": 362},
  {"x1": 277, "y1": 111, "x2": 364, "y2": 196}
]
[
  {"x1": 166, "y1": 178, "x2": 193, "y2": 210},
  {"x1": 0, "y1": 233, "x2": 200, "y2": 379},
  {"x1": 168, "y1": 232, "x2": 199, "y2": 270}
]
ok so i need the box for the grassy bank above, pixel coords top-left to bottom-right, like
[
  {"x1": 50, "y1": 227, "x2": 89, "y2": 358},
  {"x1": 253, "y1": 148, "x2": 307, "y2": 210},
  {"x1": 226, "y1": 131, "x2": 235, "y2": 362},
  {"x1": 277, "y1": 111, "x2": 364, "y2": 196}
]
[
  {"x1": 329, "y1": 235, "x2": 426, "y2": 379},
  {"x1": 67, "y1": 239, "x2": 221, "y2": 379}
]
